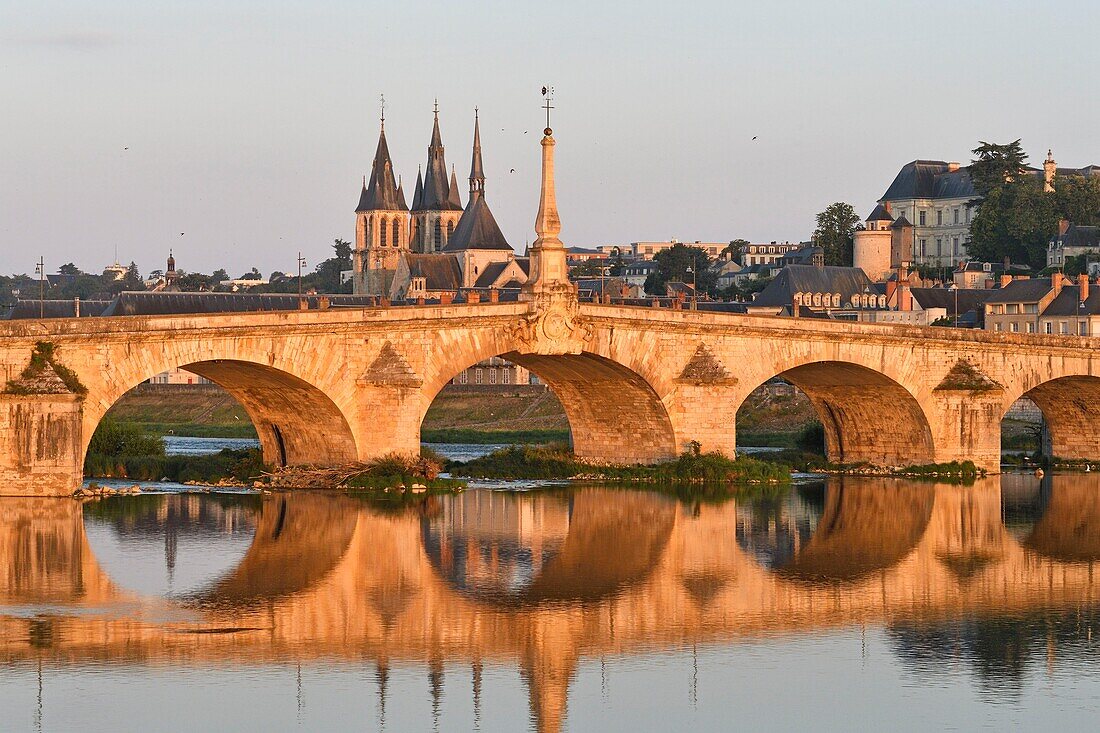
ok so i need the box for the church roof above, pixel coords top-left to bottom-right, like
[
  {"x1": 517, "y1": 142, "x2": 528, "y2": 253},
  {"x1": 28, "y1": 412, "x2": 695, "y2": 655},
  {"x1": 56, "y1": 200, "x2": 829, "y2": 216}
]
[
  {"x1": 447, "y1": 167, "x2": 462, "y2": 209},
  {"x1": 405, "y1": 253, "x2": 462, "y2": 291},
  {"x1": 357, "y1": 127, "x2": 406, "y2": 212},
  {"x1": 470, "y1": 113, "x2": 485, "y2": 183},
  {"x1": 411, "y1": 169, "x2": 424, "y2": 211},
  {"x1": 421, "y1": 112, "x2": 464, "y2": 212},
  {"x1": 443, "y1": 195, "x2": 512, "y2": 252}
]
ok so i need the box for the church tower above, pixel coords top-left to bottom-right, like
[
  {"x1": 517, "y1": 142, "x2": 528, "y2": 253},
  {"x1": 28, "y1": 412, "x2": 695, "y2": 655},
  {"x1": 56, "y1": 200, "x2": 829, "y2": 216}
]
[
  {"x1": 354, "y1": 113, "x2": 409, "y2": 296},
  {"x1": 410, "y1": 103, "x2": 464, "y2": 253}
]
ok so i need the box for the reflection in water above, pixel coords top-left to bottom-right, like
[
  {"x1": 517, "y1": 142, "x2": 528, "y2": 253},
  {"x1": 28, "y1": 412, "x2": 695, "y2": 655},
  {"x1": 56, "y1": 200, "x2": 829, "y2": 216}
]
[{"x1": 2, "y1": 476, "x2": 1100, "y2": 730}]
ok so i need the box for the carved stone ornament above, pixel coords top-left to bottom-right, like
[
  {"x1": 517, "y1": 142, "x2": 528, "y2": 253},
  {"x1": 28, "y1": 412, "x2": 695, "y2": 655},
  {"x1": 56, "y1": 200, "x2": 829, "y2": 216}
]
[{"x1": 511, "y1": 299, "x2": 593, "y2": 355}]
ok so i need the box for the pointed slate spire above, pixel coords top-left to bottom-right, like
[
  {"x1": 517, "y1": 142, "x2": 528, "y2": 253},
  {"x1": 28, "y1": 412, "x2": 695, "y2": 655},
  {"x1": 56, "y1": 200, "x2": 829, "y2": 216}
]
[
  {"x1": 357, "y1": 124, "x2": 406, "y2": 212},
  {"x1": 411, "y1": 166, "x2": 425, "y2": 211},
  {"x1": 448, "y1": 165, "x2": 463, "y2": 209},
  {"x1": 421, "y1": 103, "x2": 463, "y2": 212},
  {"x1": 470, "y1": 108, "x2": 485, "y2": 201},
  {"x1": 396, "y1": 175, "x2": 408, "y2": 210}
]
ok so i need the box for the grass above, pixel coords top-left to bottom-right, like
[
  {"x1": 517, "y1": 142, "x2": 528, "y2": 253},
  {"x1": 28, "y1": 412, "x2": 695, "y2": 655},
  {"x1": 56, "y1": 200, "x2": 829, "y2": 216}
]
[{"x1": 421, "y1": 428, "x2": 570, "y2": 444}]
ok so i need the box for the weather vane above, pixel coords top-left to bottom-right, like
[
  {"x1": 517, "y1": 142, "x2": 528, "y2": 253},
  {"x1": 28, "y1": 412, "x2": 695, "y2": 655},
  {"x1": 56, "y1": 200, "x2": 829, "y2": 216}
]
[
  {"x1": 541, "y1": 85, "x2": 554, "y2": 133},
  {"x1": 379, "y1": 94, "x2": 386, "y2": 126}
]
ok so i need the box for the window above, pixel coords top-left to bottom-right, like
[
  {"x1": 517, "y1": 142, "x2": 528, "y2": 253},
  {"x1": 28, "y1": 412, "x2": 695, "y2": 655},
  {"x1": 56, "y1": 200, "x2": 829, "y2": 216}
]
[
  {"x1": 1081, "y1": 321, "x2": 1089, "y2": 336},
  {"x1": 936, "y1": 239, "x2": 943, "y2": 257},
  {"x1": 995, "y1": 323, "x2": 1003, "y2": 331},
  {"x1": 919, "y1": 239, "x2": 926, "y2": 257},
  {"x1": 489, "y1": 369, "x2": 497, "y2": 384},
  {"x1": 966, "y1": 207, "x2": 972, "y2": 223},
  {"x1": 1006, "y1": 304, "x2": 1019, "y2": 314},
  {"x1": 502, "y1": 369, "x2": 511, "y2": 384},
  {"x1": 1060, "y1": 322, "x2": 1068, "y2": 335},
  {"x1": 954, "y1": 208, "x2": 960, "y2": 224},
  {"x1": 459, "y1": 371, "x2": 468, "y2": 384},
  {"x1": 380, "y1": 218, "x2": 388, "y2": 247},
  {"x1": 1045, "y1": 322, "x2": 1053, "y2": 334},
  {"x1": 953, "y1": 237, "x2": 959, "y2": 256},
  {"x1": 434, "y1": 221, "x2": 443, "y2": 250},
  {"x1": 391, "y1": 219, "x2": 399, "y2": 247},
  {"x1": 1026, "y1": 322, "x2": 1035, "y2": 333},
  {"x1": 937, "y1": 210, "x2": 943, "y2": 226},
  {"x1": 475, "y1": 368, "x2": 483, "y2": 384},
  {"x1": 1024, "y1": 303, "x2": 1038, "y2": 314},
  {"x1": 1010, "y1": 322, "x2": 1019, "y2": 332},
  {"x1": 919, "y1": 210, "x2": 927, "y2": 226}
]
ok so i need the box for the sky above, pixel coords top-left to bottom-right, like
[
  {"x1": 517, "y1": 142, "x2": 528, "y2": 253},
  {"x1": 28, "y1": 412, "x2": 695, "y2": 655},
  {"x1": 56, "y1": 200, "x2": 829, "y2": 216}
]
[{"x1": 1, "y1": 0, "x2": 1097, "y2": 278}]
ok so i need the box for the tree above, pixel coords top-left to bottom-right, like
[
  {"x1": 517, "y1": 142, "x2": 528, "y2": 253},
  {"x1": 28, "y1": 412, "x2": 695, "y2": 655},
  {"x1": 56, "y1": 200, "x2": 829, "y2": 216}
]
[
  {"x1": 58, "y1": 263, "x2": 81, "y2": 276},
  {"x1": 240, "y1": 267, "x2": 263, "y2": 280},
  {"x1": 969, "y1": 140, "x2": 1029, "y2": 197},
  {"x1": 1054, "y1": 175, "x2": 1100, "y2": 226},
  {"x1": 570, "y1": 259, "x2": 605, "y2": 277},
  {"x1": 812, "y1": 203, "x2": 860, "y2": 266},
  {"x1": 968, "y1": 176, "x2": 1057, "y2": 269},
  {"x1": 211, "y1": 269, "x2": 229, "y2": 283},
  {"x1": 333, "y1": 238, "x2": 352, "y2": 263},
  {"x1": 643, "y1": 244, "x2": 715, "y2": 296},
  {"x1": 723, "y1": 239, "x2": 750, "y2": 264},
  {"x1": 608, "y1": 248, "x2": 626, "y2": 276},
  {"x1": 117, "y1": 262, "x2": 145, "y2": 292}
]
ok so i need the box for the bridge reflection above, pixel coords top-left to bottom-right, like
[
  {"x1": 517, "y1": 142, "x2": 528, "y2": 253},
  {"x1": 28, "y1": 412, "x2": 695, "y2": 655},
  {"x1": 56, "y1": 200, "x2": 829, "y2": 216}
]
[{"x1": 1, "y1": 476, "x2": 1100, "y2": 731}]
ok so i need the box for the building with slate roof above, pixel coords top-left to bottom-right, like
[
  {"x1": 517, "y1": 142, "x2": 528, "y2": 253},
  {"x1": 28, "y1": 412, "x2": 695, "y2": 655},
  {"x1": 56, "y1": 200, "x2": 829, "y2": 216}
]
[
  {"x1": 746, "y1": 264, "x2": 881, "y2": 315},
  {"x1": 1047, "y1": 222, "x2": 1100, "y2": 269},
  {"x1": 985, "y1": 272, "x2": 1100, "y2": 336},
  {"x1": 410, "y1": 104, "x2": 465, "y2": 254},
  {"x1": 353, "y1": 115, "x2": 410, "y2": 296},
  {"x1": 382, "y1": 109, "x2": 525, "y2": 300},
  {"x1": 877, "y1": 149, "x2": 1100, "y2": 269}
]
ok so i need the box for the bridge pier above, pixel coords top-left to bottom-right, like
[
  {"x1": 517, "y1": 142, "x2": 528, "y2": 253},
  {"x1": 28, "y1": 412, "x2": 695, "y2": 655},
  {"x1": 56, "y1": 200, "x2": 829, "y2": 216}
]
[
  {"x1": 928, "y1": 391, "x2": 1003, "y2": 472},
  {"x1": 0, "y1": 394, "x2": 83, "y2": 496}
]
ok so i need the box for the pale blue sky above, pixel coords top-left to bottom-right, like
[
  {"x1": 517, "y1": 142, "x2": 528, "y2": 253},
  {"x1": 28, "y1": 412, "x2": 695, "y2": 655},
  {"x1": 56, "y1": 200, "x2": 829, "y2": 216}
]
[{"x1": 1, "y1": 0, "x2": 1096, "y2": 277}]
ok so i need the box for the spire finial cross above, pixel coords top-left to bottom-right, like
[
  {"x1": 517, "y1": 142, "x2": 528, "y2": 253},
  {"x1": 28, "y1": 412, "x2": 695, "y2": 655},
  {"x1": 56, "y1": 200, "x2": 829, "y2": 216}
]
[
  {"x1": 541, "y1": 86, "x2": 554, "y2": 133},
  {"x1": 433, "y1": 98, "x2": 439, "y2": 117},
  {"x1": 379, "y1": 94, "x2": 385, "y2": 127}
]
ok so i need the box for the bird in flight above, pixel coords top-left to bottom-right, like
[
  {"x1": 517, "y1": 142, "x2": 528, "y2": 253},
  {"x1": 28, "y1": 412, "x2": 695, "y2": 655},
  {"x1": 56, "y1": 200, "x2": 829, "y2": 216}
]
[
  {"x1": 510, "y1": 168, "x2": 515, "y2": 173},
  {"x1": 752, "y1": 136, "x2": 757, "y2": 140}
]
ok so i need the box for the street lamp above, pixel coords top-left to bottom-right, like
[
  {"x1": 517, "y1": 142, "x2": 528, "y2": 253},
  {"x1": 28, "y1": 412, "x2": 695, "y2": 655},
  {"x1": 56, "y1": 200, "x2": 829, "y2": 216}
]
[
  {"x1": 297, "y1": 252, "x2": 307, "y2": 301},
  {"x1": 949, "y1": 283, "x2": 959, "y2": 328},
  {"x1": 685, "y1": 265, "x2": 697, "y2": 309},
  {"x1": 34, "y1": 257, "x2": 44, "y2": 319}
]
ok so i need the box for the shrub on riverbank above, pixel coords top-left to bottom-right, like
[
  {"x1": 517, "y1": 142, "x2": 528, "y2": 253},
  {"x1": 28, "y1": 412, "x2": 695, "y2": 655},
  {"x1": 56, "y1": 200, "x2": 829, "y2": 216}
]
[
  {"x1": 84, "y1": 448, "x2": 265, "y2": 483},
  {"x1": 87, "y1": 420, "x2": 165, "y2": 457},
  {"x1": 450, "y1": 444, "x2": 790, "y2": 484}
]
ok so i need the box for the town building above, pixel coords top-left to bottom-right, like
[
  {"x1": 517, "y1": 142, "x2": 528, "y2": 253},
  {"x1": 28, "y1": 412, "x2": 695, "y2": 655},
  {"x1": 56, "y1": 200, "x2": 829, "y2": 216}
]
[
  {"x1": 877, "y1": 150, "x2": 1100, "y2": 268},
  {"x1": 953, "y1": 260, "x2": 1031, "y2": 289},
  {"x1": 853, "y1": 205, "x2": 912, "y2": 281},
  {"x1": 449, "y1": 357, "x2": 532, "y2": 388},
  {"x1": 622, "y1": 259, "x2": 658, "y2": 287},
  {"x1": 147, "y1": 368, "x2": 213, "y2": 385},
  {"x1": 746, "y1": 263, "x2": 881, "y2": 316},
  {"x1": 984, "y1": 273, "x2": 1100, "y2": 335},
  {"x1": 740, "y1": 241, "x2": 804, "y2": 267},
  {"x1": 1047, "y1": 221, "x2": 1100, "y2": 269},
  {"x1": 630, "y1": 240, "x2": 727, "y2": 260}
]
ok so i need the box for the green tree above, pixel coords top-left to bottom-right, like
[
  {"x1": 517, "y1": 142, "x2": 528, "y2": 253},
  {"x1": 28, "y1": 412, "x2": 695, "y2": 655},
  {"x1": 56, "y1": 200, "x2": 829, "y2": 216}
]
[
  {"x1": 967, "y1": 176, "x2": 1057, "y2": 269},
  {"x1": 812, "y1": 203, "x2": 860, "y2": 266},
  {"x1": 570, "y1": 259, "x2": 605, "y2": 277},
  {"x1": 643, "y1": 244, "x2": 715, "y2": 296},
  {"x1": 58, "y1": 263, "x2": 81, "y2": 276},
  {"x1": 724, "y1": 239, "x2": 750, "y2": 264},
  {"x1": 211, "y1": 269, "x2": 229, "y2": 283},
  {"x1": 1054, "y1": 175, "x2": 1100, "y2": 226},
  {"x1": 116, "y1": 262, "x2": 145, "y2": 293},
  {"x1": 969, "y1": 140, "x2": 1029, "y2": 197},
  {"x1": 608, "y1": 248, "x2": 626, "y2": 276}
]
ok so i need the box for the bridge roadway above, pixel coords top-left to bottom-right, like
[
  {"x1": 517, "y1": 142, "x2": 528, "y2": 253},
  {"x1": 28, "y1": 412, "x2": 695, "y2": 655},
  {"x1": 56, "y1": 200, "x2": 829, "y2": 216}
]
[
  {"x1": 0, "y1": 297, "x2": 1099, "y2": 494},
  {"x1": 1, "y1": 475, "x2": 1098, "y2": 732}
]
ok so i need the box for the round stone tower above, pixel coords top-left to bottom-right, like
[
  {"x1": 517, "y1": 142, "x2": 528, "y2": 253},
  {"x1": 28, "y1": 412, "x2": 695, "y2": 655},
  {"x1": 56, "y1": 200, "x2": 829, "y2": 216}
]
[{"x1": 853, "y1": 204, "x2": 893, "y2": 281}]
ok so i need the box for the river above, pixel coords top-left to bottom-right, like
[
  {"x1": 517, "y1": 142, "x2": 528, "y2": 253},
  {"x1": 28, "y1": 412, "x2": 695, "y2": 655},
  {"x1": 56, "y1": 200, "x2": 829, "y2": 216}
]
[{"x1": 2, "y1": 473, "x2": 1100, "y2": 731}]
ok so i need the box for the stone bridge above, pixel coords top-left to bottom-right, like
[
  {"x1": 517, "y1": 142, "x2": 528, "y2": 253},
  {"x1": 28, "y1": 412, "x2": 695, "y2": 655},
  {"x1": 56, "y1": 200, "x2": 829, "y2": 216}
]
[
  {"x1": 4, "y1": 127, "x2": 1100, "y2": 494},
  {"x1": 1, "y1": 476, "x2": 1099, "y2": 732}
]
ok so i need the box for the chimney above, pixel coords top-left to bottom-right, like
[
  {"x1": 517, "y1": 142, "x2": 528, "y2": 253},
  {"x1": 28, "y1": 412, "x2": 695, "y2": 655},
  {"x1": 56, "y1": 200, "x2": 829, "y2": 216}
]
[
  {"x1": 416, "y1": 296, "x2": 426, "y2": 305},
  {"x1": 1059, "y1": 218, "x2": 1071, "y2": 236},
  {"x1": 947, "y1": 161, "x2": 961, "y2": 172},
  {"x1": 466, "y1": 291, "x2": 481, "y2": 304},
  {"x1": 489, "y1": 288, "x2": 499, "y2": 303},
  {"x1": 73, "y1": 297, "x2": 80, "y2": 318},
  {"x1": 379, "y1": 296, "x2": 390, "y2": 307},
  {"x1": 1052, "y1": 271, "x2": 1064, "y2": 297},
  {"x1": 318, "y1": 296, "x2": 330, "y2": 310},
  {"x1": 298, "y1": 297, "x2": 309, "y2": 310},
  {"x1": 899, "y1": 284, "x2": 913, "y2": 312},
  {"x1": 999, "y1": 274, "x2": 1012, "y2": 288},
  {"x1": 1079, "y1": 273, "x2": 1089, "y2": 302},
  {"x1": 440, "y1": 291, "x2": 454, "y2": 305}
]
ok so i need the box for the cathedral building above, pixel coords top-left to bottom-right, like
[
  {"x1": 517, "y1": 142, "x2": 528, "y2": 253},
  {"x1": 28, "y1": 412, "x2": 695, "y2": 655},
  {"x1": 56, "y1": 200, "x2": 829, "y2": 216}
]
[{"x1": 352, "y1": 105, "x2": 525, "y2": 299}]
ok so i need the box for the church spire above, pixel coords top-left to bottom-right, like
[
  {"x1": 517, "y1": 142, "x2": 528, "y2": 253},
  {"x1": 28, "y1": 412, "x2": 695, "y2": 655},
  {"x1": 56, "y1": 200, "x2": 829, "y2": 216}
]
[
  {"x1": 421, "y1": 102, "x2": 463, "y2": 212},
  {"x1": 411, "y1": 166, "x2": 424, "y2": 211},
  {"x1": 357, "y1": 120, "x2": 405, "y2": 212},
  {"x1": 469, "y1": 107, "x2": 485, "y2": 201}
]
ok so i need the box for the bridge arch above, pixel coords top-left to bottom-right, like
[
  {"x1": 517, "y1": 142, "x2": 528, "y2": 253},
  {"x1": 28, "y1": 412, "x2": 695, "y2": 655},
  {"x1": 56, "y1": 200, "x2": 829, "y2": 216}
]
[
  {"x1": 742, "y1": 360, "x2": 936, "y2": 466},
  {"x1": 84, "y1": 358, "x2": 358, "y2": 469},
  {"x1": 422, "y1": 341, "x2": 679, "y2": 465},
  {"x1": 1003, "y1": 375, "x2": 1100, "y2": 461}
]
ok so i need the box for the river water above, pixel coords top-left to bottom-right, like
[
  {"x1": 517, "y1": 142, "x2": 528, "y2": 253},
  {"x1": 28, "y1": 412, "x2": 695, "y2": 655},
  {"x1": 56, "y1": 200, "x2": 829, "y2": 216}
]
[{"x1": 2, "y1": 472, "x2": 1100, "y2": 731}]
